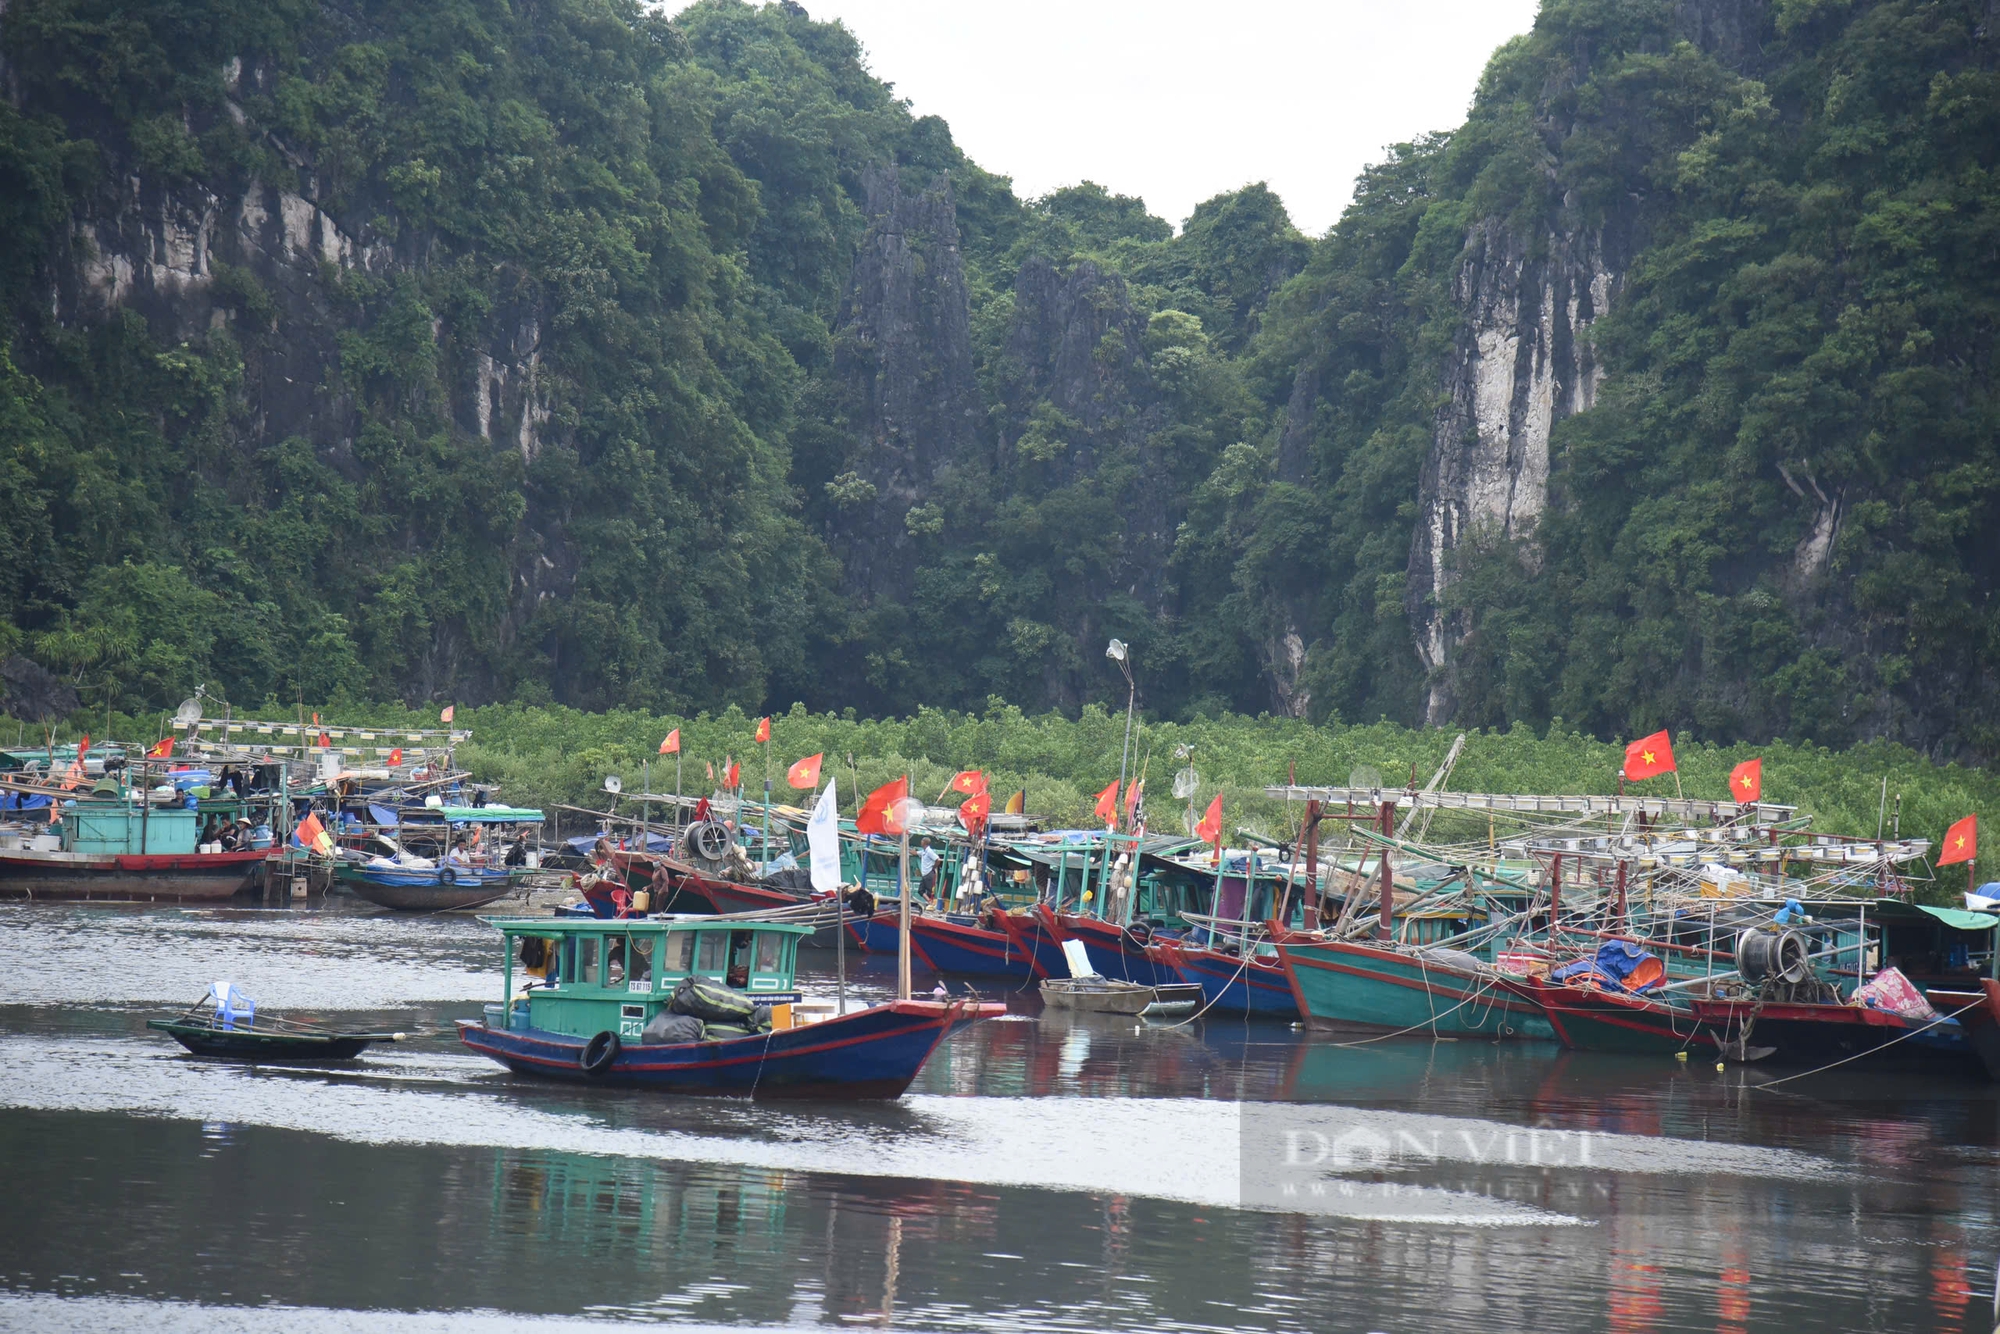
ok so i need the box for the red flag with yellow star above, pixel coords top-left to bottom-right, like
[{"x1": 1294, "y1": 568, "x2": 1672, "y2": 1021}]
[
  {"x1": 1623, "y1": 730, "x2": 1675, "y2": 782},
  {"x1": 1728, "y1": 758, "x2": 1761, "y2": 803},
  {"x1": 1939, "y1": 814, "x2": 1977, "y2": 867}
]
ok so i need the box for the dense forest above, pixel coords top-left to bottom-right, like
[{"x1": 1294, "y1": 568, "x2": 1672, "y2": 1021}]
[{"x1": 0, "y1": 0, "x2": 1996, "y2": 763}]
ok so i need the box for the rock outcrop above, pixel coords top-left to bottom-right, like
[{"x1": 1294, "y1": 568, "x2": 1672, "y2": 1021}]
[{"x1": 826, "y1": 165, "x2": 982, "y2": 607}]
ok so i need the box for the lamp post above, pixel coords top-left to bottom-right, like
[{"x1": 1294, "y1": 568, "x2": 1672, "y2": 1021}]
[{"x1": 1106, "y1": 638, "x2": 1135, "y2": 832}]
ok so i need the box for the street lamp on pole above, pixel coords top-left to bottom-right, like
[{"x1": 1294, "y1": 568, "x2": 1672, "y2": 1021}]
[{"x1": 1106, "y1": 639, "x2": 1135, "y2": 831}]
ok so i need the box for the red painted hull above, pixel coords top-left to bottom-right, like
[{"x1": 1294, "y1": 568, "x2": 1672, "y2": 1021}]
[{"x1": 0, "y1": 849, "x2": 265, "y2": 901}]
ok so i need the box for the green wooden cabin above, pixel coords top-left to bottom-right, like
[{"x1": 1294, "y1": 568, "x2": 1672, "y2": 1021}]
[{"x1": 487, "y1": 916, "x2": 812, "y2": 1041}]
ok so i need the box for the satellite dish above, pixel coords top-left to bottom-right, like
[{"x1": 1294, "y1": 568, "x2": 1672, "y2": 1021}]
[
  {"x1": 603, "y1": 775, "x2": 623, "y2": 795},
  {"x1": 173, "y1": 698, "x2": 201, "y2": 726},
  {"x1": 1349, "y1": 765, "x2": 1382, "y2": 791},
  {"x1": 1172, "y1": 767, "x2": 1199, "y2": 800}
]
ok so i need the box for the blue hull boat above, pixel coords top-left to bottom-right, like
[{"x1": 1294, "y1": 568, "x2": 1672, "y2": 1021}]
[{"x1": 458, "y1": 997, "x2": 995, "y2": 1099}]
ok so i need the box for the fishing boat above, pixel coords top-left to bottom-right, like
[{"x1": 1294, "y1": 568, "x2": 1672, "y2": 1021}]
[
  {"x1": 456, "y1": 915, "x2": 1002, "y2": 1098},
  {"x1": 148, "y1": 983, "x2": 406, "y2": 1061},
  {"x1": 336, "y1": 806, "x2": 545, "y2": 912},
  {"x1": 1494, "y1": 972, "x2": 1715, "y2": 1053},
  {"x1": 1928, "y1": 980, "x2": 2000, "y2": 1080},
  {"x1": 1149, "y1": 933, "x2": 1299, "y2": 1018},
  {"x1": 1279, "y1": 936, "x2": 1556, "y2": 1039},
  {"x1": 1037, "y1": 941, "x2": 1203, "y2": 1018},
  {"x1": 0, "y1": 766, "x2": 270, "y2": 902}
]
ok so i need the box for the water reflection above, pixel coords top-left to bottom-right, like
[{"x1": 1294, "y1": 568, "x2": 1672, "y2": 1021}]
[{"x1": 0, "y1": 901, "x2": 1992, "y2": 1331}]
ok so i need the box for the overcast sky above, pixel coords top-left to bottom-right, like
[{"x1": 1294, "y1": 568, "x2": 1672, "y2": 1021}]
[{"x1": 672, "y1": 1, "x2": 1543, "y2": 236}]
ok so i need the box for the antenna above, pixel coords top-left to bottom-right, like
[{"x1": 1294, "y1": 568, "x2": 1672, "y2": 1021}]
[
  {"x1": 173, "y1": 698, "x2": 201, "y2": 727},
  {"x1": 602, "y1": 775, "x2": 623, "y2": 795},
  {"x1": 1348, "y1": 765, "x2": 1382, "y2": 791}
]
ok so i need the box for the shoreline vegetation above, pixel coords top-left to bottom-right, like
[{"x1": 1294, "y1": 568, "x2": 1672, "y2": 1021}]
[{"x1": 18, "y1": 701, "x2": 1994, "y2": 894}]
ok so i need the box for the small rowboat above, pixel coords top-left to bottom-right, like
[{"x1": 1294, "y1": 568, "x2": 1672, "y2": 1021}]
[
  {"x1": 147, "y1": 983, "x2": 406, "y2": 1062},
  {"x1": 1037, "y1": 937, "x2": 1204, "y2": 1017},
  {"x1": 1038, "y1": 976, "x2": 1205, "y2": 1017}
]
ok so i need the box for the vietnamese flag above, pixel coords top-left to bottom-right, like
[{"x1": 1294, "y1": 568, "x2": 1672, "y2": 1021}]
[
  {"x1": 1939, "y1": 814, "x2": 1978, "y2": 866},
  {"x1": 1093, "y1": 779, "x2": 1120, "y2": 824},
  {"x1": 787, "y1": 753, "x2": 823, "y2": 789},
  {"x1": 1195, "y1": 793, "x2": 1224, "y2": 846},
  {"x1": 1729, "y1": 758, "x2": 1762, "y2": 803},
  {"x1": 1623, "y1": 729, "x2": 1676, "y2": 782},
  {"x1": 660, "y1": 729, "x2": 680, "y2": 755},
  {"x1": 857, "y1": 777, "x2": 910, "y2": 836},
  {"x1": 724, "y1": 760, "x2": 740, "y2": 789},
  {"x1": 440, "y1": 705, "x2": 454, "y2": 724},
  {"x1": 959, "y1": 790, "x2": 991, "y2": 835},
  {"x1": 148, "y1": 737, "x2": 174, "y2": 759},
  {"x1": 387, "y1": 747, "x2": 403, "y2": 767},
  {"x1": 1125, "y1": 777, "x2": 1144, "y2": 826},
  {"x1": 317, "y1": 732, "x2": 331, "y2": 749},
  {"x1": 755, "y1": 716, "x2": 771, "y2": 743},
  {"x1": 950, "y1": 770, "x2": 987, "y2": 796}
]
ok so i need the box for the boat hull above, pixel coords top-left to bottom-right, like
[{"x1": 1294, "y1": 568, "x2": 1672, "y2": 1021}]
[
  {"x1": 146, "y1": 1018, "x2": 388, "y2": 1061},
  {"x1": 456, "y1": 999, "x2": 999, "y2": 1099},
  {"x1": 0, "y1": 849, "x2": 264, "y2": 901},
  {"x1": 1928, "y1": 980, "x2": 2000, "y2": 1080},
  {"x1": 1278, "y1": 939, "x2": 1554, "y2": 1039},
  {"x1": 343, "y1": 870, "x2": 516, "y2": 912},
  {"x1": 906, "y1": 913, "x2": 1043, "y2": 982},
  {"x1": 1039, "y1": 979, "x2": 1204, "y2": 1016},
  {"x1": 1498, "y1": 975, "x2": 1714, "y2": 1053},
  {"x1": 1043, "y1": 907, "x2": 1163, "y2": 985},
  {"x1": 1151, "y1": 938, "x2": 1298, "y2": 1018},
  {"x1": 1691, "y1": 994, "x2": 1985, "y2": 1076}
]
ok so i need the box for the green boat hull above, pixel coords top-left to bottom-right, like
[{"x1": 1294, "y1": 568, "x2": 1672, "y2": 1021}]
[
  {"x1": 1278, "y1": 939, "x2": 1555, "y2": 1041},
  {"x1": 1497, "y1": 977, "x2": 1717, "y2": 1054}
]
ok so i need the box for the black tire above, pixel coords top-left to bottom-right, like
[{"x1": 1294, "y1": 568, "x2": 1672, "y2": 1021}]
[
  {"x1": 1125, "y1": 921, "x2": 1153, "y2": 947},
  {"x1": 580, "y1": 1030, "x2": 621, "y2": 1077},
  {"x1": 438, "y1": 866, "x2": 458, "y2": 886}
]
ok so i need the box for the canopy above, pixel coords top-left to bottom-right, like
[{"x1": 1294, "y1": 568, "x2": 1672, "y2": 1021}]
[
  {"x1": 1870, "y1": 898, "x2": 1999, "y2": 931},
  {"x1": 433, "y1": 805, "x2": 544, "y2": 823},
  {"x1": 368, "y1": 803, "x2": 399, "y2": 827}
]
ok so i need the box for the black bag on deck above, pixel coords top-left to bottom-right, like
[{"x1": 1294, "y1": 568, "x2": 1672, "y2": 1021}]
[
  {"x1": 669, "y1": 976, "x2": 759, "y2": 1025},
  {"x1": 639, "y1": 1011, "x2": 704, "y2": 1045}
]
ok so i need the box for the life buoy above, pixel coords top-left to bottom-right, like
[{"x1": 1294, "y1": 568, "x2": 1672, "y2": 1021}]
[{"x1": 580, "y1": 1030, "x2": 621, "y2": 1077}]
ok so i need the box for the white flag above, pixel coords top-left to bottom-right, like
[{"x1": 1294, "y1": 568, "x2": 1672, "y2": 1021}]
[{"x1": 808, "y1": 777, "x2": 841, "y2": 892}]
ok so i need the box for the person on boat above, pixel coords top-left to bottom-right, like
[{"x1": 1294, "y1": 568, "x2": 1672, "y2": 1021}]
[
  {"x1": 448, "y1": 837, "x2": 474, "y2": 869},
  {"x1": 918, "y1": 838, "x2": 940, "y2": 903},
  {"x1": 592, "y1": 833, "x2": 614, "y2": 866},
  {"x1": 504, "y1": 832, "x2": 530, "y2": 867}
]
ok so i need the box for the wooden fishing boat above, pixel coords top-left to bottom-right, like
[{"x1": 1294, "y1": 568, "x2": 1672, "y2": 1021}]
[
  {"x1": 147, "y1": 987, "x2": 405, "y2": 1061},
  {"x1": 1038, "y1": 904, "x2": 1166, "y2": 984},
  {"x1": 340, "y1": 862, "x2": 517, "y2": 912},
  {"x1": 456, "y1": 916, "x2": 1001, "y2": 1098},
  {"x1": 1690, "y1": 991, "x2": 1986, "y2": 1076},
  {"x1": 1927, "y1": 979, "x2": 2000, "y2": 1080},
  {"x1": 1149, "y1": 935, "x2": 1298, "y2": 1019},
  {"x1": 1038, "y1": 976, "x2": 1204, "y2": 1017},
  {"x1": 1277, "y1": 937, "x2": 1555, "y2": 1039},
  {"x1": 0, "y1": 789, "x2": 267, "y2": 902},
  {"x1": 1495, "y1": 973, "x2": 1716, "y2": 1053}
]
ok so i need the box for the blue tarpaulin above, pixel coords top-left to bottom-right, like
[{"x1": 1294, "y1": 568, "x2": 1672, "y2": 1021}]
[
  {"x1": 1551, "y1": 940, "x2": 1666, "y2": 994},
  {"x1": 368, "y1": 803, "x2": 399, "y2": 827}
]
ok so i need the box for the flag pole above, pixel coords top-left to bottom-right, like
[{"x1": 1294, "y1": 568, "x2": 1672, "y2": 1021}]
[{"x1": 898, "y1": 780, "x2": 913, "y2": 1001}]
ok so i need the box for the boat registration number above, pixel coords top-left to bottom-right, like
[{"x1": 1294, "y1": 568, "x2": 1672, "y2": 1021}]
[{"x1": 628, "y1": 981, "x2": 650, "y2": 993}]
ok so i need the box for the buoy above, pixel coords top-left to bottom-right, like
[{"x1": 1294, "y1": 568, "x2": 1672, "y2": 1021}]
[
  {"x1": 1715, "y1": 1062, "x2": 1725, "y2": 1072},
  {"x1": 1675, "y1": 1051, "x2": 1687, "y2": 1062}
]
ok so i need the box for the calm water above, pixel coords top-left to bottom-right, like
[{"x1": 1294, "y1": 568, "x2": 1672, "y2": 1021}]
[{"x1": 0, "y1": 901, "x2": 1994, "y2": 1333}]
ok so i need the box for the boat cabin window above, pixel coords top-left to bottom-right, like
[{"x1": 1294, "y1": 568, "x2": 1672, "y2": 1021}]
[
  {"x1": 728, "y1": 930, "x2": 754, "y2": 989},
  {"x1": 605, "y1": 938, "x2": 626, "y2": 986},
  {"x1": 577, "y1": 934, "x2": 600, "y2": 986},
  {"x1": 626, "y1": 935, "x2": 653, "y2": 989},
  {"x1": 696, "y1": 930, "x2": 727, "y2": 975},
  {"x1": 663, "y1": 930, "x2": 693, "y2": 973},
  {"x1": 755, "y1": 931, "x2": 783, "y2": 975}
]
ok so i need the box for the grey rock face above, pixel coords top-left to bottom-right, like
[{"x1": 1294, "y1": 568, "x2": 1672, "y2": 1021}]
[
  {"x1": 826, "y1": 165, "x2": 981, "y2": 607},
  {"x1": 1405, "y1": 0, "x2": 1768, "y2": 725},
  {"x1": 1407, "y1": 218, "x2": 1619, "y2": 723}
]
